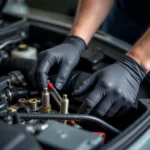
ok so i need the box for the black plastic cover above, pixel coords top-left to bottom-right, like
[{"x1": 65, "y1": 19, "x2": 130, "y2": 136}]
[
  {"x1": 0, "y1": 121, "x2": 42, "y2": 150},
  {"x1": 37, "y1": 120, "x2": 103, "y2": 150}
]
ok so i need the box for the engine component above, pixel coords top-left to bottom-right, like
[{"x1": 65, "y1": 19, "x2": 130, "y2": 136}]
[
  {"x1": 2, "y1": 112, "x2": 21, "y2": 125},
  {"x1": 17, "y1": 106, "x2": 31, "y2": 114},
  {"x1": 0, "y1": 76, "x2": 9, "y2": 92},
  {"x1": 8, "y1": 71, "x2": 26, "y2": 86},
  {"x1": 3, "y1": 88, "x2": 38, "y2": 104},
  {"x1": 28, "y1": 98, "x2": 38, "y2": 112},
  {"x1": 3, "y1": 115, "x2": 13, "y2": 124},
  {"x1": 7, "y1": 108, "x2": 17, "y2": 113},
  {"x1": 0, "y1": 58, "x2": 35, "y2": 73},
  {"x1": 40, "y1": 88, "x2": 51, "y2": 113},
  {"x1": 11, "y1": 43, "x2": 37, "y2": 60},
  {"x1": 0, "y1": 37, "x2": 22, "y2": 50},
  {"x1": 18, "y1": 98, "x2": 26, "y2": 106},
  {"x1": 70, "y1": 120, "x2": 82, "y2": 129},
  {"x1": 60, "y1": 94, "x2": 69, "y2": 125},
  {"x1": 0, "y1": 58, "x2": 90, "y2": 92},
  {"x1": 0, "y1": 122, "x2": 42, "y2": 150},
  {"x1": 0, "y1": 71, "x2": 26, "y2": 93},
  {"x1": 0, "y1": 94, "x2": 7, "y2": 112},
  {"x1": 0, "y1": 50, "x2": 9, "y2": 59},
  {"x1": 26, "y1": 123, "x2": 49, "y2": 135},
  {"x1": 48, "y1": 82, "x2": 62, "y2": 106},
  {"x1": 37, "y1": 120, "x2": 103, "y2": 150},
  {"x1": 72, "y1": 123, "x2": 82, "y2": 129},
  {"x1": 92, "y1": 132, "x2": 106, "y2": 143},
  {"x1": 0, "y1": 113, "x2": 120, "y2": 134}
]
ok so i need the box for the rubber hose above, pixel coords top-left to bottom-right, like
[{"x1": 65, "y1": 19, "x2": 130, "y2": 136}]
[
  {"x1": 0, "y1": 58, "x2": 35, "y2": 73},
  {"x1": 0, "y1": 58, "x2": 90, "y2": 92},
  {"x1": 19, "y1": 113, "x2": 120, "y2": 134},
  {"x1": 0, "y1": 113, "x2": 120, "y2": 134}
]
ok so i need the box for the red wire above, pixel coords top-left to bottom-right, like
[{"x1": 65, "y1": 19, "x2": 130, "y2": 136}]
[
  {"x1": 48, "y1": 82, "x2": 54, "y2": 91},
  {"x1": 92, "y1": 132, "x2": 106, "y2": 143},
  {"x1": 70, "y1": 120, "x2": 76, "y2": 125},
  {"x1": 47, "y1": 82, "x2": 76, "y2": 126}
]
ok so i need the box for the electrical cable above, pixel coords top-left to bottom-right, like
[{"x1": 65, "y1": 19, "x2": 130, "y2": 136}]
[
  {"x1": 19, "y1": 113, "x2": 120, "y2": 134},
  {"x1": 0, "y1": 113, "x2": 120, "y2": 134}
]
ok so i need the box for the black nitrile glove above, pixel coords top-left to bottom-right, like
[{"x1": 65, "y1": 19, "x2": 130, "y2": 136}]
[
  {"x1": 72, "y1": 56, "x2": 146, "y2": 117},
  {"x1": 30, "y1": 36, "x2": 86, "y2": 90}
]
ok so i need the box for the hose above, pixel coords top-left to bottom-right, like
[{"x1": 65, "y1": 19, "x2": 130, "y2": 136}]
[
  {"x1": 19, "y1": 113, "x2": 121, "y2": 134},
  {"x1": 4, "y1": 88, "x2": 39, "y2": 104},
  {"x1": 0, "y1": 38, "x2": 21, "y2": 50},
  {"x1": 0, "y1": 58, "x2": 90, "y2": 92},
  {"x1": 0, "y1": 58, "x2": 34, "y2": 73},
  {"x1": 0, "y1": 113, "x2": 120, "y2": 134}
]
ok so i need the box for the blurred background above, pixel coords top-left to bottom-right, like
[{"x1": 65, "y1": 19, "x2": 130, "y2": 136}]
[{"x1": 4, "y1": 0, "x2": 78, "y2": 16}]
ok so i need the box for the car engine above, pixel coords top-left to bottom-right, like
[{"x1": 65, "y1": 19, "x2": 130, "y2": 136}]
[{"x1": 0, "y1": 12, "x2": 149, "y2": 150}]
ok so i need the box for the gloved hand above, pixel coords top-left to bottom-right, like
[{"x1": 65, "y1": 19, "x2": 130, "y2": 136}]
[
  {"x1": 30, "y1": 36, "x2": 86, "y2": 90},
  {"x1": 72, "y1": 56, "x2": 146, "y2": 117}
]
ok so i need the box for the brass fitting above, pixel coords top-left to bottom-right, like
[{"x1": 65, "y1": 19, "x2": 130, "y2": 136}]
[
  {"x1": 18, "y1": 98, "x2": 26, "y2": 106},
  {"x1": 40, "y1": 105, "x2": 51, "y2": 113},
  {"x1": 28, "y1": 98, "x2": 38, "y2": 111}
]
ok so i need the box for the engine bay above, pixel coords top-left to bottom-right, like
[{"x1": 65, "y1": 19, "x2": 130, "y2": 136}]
[{"x1": 0, "y1": 13, "x2": 150, "y2": 150}]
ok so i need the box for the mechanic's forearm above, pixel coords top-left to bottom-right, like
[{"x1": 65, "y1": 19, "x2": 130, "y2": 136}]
[
  {"x1": 70, "y1": 0, "x2": 115, "y2": 44},
  {"x1": 127, "y1": 28, "x2": 150, "y2": 72}
]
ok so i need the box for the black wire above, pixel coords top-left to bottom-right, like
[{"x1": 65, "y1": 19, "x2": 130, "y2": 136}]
[{"x1": 0, "y1": 113, "x2": 120, "y2": 134}]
